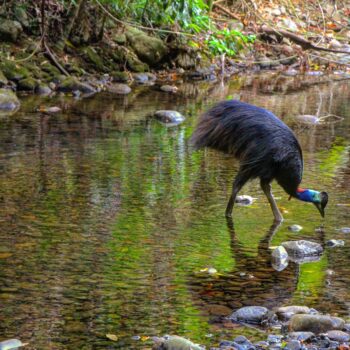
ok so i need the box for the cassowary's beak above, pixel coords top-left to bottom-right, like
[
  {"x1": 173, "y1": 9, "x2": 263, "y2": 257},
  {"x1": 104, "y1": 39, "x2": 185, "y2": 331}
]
[
  {"x1": 314, "y1": 191, "x2": 328, "y2": 218},
  {"x1": 314, "y1": 202, "x2": 325, "y2": 217}
]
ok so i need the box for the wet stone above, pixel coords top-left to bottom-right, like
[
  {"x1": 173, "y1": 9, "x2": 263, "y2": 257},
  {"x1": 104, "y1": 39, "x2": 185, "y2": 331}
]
[
  {"x1": 160, "y1": 85, "x2": 178, "y2": 93},
  {"x1": 288, "y1": 332, "x2": 315, "y2": 342},
  {"x1": 289, "y1": 314, "x2": 345, "y2": 334},
  {"x1": 282, "y1": 240, "x2": 323, "y2": 257},
  {"x1": 133, "y1": 73, "x2": 149, "y2": 83},
  {"x1": 285, "y1": 340, "x2": 302, "y2": 350},
  {"x1": 288, "y1": 225, "x2": 303, "y2": 232},
  {"x1": 276, "y1": 306, "x2": 310, "y2": 321},
  {"x1": 0, "y1": 88, "x2": 20, "y2": 111},
  {"x1": 106, "y1": 83, "x2": 131, "y2": 95},
  {"x1": 235, "y1": 195, "x2": 255, "y2": 205},
  {"x1": 154, "y1": 110, "x2": 185, "y2": 126},
  {"x1": 326, "y1": 330, "x2": 350, "y2": 342},
  {"x1": 153, "y1": 335, "x2": 204, "y2": 350},
  {"x1": 229, "y1": 306, "x2": 270, "y2": 325},
  {"x1": 326, "y1": 239, "x2": 345, "y2": 247},
  {"x1": 267, "y1": 335, "x2": 283, "y2": 344},
  {"x1": 337, "y1": 227, "x2": 350, "y2": 234}
]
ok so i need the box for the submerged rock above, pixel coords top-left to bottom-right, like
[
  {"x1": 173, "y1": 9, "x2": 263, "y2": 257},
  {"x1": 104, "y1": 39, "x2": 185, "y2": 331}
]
[
  {"x1": 57, "y1": 77, "x2": 96, "y2": 94},
  {"x1": 326, "y1": 330, "x2": 350, "y2": 342},
  {"x1": 271, "y1": 246, "x2": 289, "y2": 271},
  {"x1": 289, "y1": 314, "x2": 345, "y2": 334},
  {"x1": 288, "y1": 225, "x2": 303, "y2": 232},
  {"x1": 154, "y1": 110, "x2": 185, "y2": 126},
  {"x1": 235, "y1": 195, "x2": 255, "y2": 205},
  {"x1": 106, "y1": 83, "x2": 131, "y2": 95},
  {"x1": 229, "y1": 306, "x2": 270, "y2": 325},
  {"x1": 152, "y1": 335, "x2": 204, "y2": 350},
  {"x1": 0, "y1": 89, "x2": 20, "y2": 111},
  {"x1": 0, "y1": 338, "x2": 25, "y2": 350},
  {"x1": 281, "y1": 240, "x2": 323, "y2": 257},
  {"x1": 160, "y1": 85, "x2": 178, "y2": 93},
  {"x1": 288, "y1": 332, "x2": 315, "y2": 342},
  {"x1": 326, "y1": 239, "x2": 345, "y2": 248}
]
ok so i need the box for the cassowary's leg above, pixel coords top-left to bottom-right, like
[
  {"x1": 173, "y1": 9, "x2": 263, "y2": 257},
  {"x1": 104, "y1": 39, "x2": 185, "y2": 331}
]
[
  {"x1": 260, "y1": 181, "x2": 283, "y2": 222},
  {"x1": 225, "y1": 173, "x2": 248, "y2": 217}
]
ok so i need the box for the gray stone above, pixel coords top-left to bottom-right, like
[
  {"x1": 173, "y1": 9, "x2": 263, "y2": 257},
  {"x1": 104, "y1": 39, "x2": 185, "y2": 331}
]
[
  {"x1": 235, "y1": 195, "x2": 255, "y2": 205},
  {"x1": 133, "y1": 73, "x2": 149, "y2": 83},
  {"x1": 153, "y1": 335, "x2": 204, "y2": 350},
  {"x1": 0, "y1": 88, "x2": 20, "y2": 111},
  {"x1": 276, "y1": 306, "x2": 310, "y2": 321},
  {"x1": 285, "y1": 339, "x2": 301, "y2": 350},
  {"x1": 326, "y1": 330, "x2": 350, "y2": 342},
  {"x1": 229, "y1": 306, "x2": 270, "y2": 325},
  {"x1": 282, "y1": 240, "x2": 323, "y2": 257},
  {"x1": 326, "y1": 239, "x2": 345, "y2": 247},
  {"x1": 160, "y1": 85, "x2": 178, "y2": 93},
  {"x1": 106, "y1": 83, "x2": 131, "y2": 95},
  {"x1": 337, "y1": 227, "x2": 350, "y2": 234},
  {"x1": 0, "y1": 338, "x2": 24, "y2": 350},
  {"x1": 288, "y1": 225, "x2": 303, "y2": 232},
  {"x1": 0, "y1": 20, "x2": 22, "y2": 42},
  {"x1": 154, "y1": 110, "x2": 185, "y2": 126},
  {"x1": 289, "y1": 314, "x2": 345, "y2": 334},
  {"x1": 288, "y1": 332, "x2": 315, "y2": 342},
  {"x1": 272, "y1": 246, "x2": 288, "y2": 260},
  {"x1": 35, "y1": 84, "x2": 52, "y2": 95}
]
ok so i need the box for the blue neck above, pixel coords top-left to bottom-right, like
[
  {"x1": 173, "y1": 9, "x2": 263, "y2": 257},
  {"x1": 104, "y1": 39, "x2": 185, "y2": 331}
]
[{"x1": 296, "y1": 189, "x2": 321, "y2": 203}]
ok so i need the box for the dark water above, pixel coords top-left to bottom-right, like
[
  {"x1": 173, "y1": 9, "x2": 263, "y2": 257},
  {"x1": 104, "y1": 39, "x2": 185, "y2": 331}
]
[{"x1": 0, "y1": 73, "x2": 349, "y2": 349}]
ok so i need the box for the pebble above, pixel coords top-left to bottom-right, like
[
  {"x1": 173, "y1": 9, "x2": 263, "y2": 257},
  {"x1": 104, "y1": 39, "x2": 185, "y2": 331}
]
[
  {"x1": 160, "y1": 85, "x2": 178, "y2": 93},
  {"x1": 288, "y1": 225, "x2": 303, "y2": 232},
  {"x1": 336, "y1": 227, "x2": 350, "y2": 234},
  {"x1": 281, "y1": 240, "x2": 323, "y2": 257},
  {"x1": 326, "y1": 239, "x2": 345, "y2": 247},
  {"x1": 285, "y1": 339, "x2": 301, "y2": 350},
  {"x1": 327, "y1": 330, "x2": 350, "y2": 342},
  {"x1": 235, "y1": 195, "x2": 255, "y2": 205},
  {"x1": 229, "y1": 306, "x2": 270, "y2": 325}
]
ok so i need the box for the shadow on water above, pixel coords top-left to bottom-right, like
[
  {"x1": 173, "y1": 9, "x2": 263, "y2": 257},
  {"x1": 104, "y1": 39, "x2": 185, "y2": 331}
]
[{"x1": 0, "y1": 74, "x2": 349, "y2": 349}]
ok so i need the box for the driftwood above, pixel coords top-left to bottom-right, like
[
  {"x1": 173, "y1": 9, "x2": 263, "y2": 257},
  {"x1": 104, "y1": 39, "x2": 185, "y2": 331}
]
[
  {"x1": 213, "y1": 3, "x2": 241, "y2": 21},
  {"x1": 259, "y1": 25, "x2": 350, "y2": 54}
]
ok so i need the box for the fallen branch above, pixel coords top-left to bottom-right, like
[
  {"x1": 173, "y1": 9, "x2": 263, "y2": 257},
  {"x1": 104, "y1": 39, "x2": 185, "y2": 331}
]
[
  {"x1": 259, "y1": 25, "x2": 350, "y2": 54},
  {"x1": 213, "y1": 3, "x2": 241, "y2": 21}
]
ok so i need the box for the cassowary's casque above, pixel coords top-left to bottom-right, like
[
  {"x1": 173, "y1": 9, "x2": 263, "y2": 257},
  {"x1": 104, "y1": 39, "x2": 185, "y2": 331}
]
[{"x1": 191, "y1": 100, "x2": 328, "y2": 221}]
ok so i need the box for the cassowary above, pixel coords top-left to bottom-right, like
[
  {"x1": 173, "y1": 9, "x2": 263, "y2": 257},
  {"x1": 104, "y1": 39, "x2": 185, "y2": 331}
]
[{"x1": 191, "y1": 100, "x2": 328, "y2": 222}]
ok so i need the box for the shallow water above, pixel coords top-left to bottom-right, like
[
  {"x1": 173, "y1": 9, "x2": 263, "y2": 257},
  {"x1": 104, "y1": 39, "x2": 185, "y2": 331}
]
[{"x1": 0, "y1": 73, "x2": 350, "y2": 349}]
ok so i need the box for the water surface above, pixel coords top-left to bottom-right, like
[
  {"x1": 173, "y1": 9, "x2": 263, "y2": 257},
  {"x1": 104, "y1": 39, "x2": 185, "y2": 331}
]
[{"x1": 0, "y1": 73, "x2": 349, "y2": 349}]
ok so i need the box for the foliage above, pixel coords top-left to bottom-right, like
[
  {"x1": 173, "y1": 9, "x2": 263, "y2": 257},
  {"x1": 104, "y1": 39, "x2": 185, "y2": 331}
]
[{"x1": 206, "y1": 28, "x2": 256, "y2": 56}]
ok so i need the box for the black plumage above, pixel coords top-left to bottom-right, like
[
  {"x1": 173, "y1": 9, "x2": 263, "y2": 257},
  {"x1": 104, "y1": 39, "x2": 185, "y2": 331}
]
[{"x1": 191, "y1": 100, "x2": 326, "y2": 221}]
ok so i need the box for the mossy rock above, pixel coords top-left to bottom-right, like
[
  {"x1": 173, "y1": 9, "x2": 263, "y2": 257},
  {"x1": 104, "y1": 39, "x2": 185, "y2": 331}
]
[
  {"x1": 40, "y1": 62, "x2": 61, "y2": 76},
  {"x1": 17, "y1": 77, "x2": 39, "y2": 91},
  {"x1": 113, "y1": 33, "x2": 126, "y2": 45},
  {"x1": 0, "y1": 88, "x2": 20, "y2": 111},
  {"x1": 125, "y1": 26, "x2": 167, "y2": 66},
  {"x1": 111, "y1": 47, "x2": 149, "y2": 72},
  {"x1": 0, "y1": 19, "x2": 23, "y2": 42},
  {"x1": 0, "y1": 70, "x2": 8, "y2": 87},
  {"x1": 14, "y1": 7, "x2": 30, "y2": 29},
  {"x1": 82, "y1": 47, "x2": 106, "y2": 71},
  {"x1": 0, "y1": 61, "x2": 30, "y2": 81},
  {"x1": 57, "y1": 76, "x2": 96, "y2": 94},
  {"x1": 111, "y1": 71, "x2": 129, "y2": 83},
  {"x1": 35, "y1": 84, "x2": 52, "y2": 95}
]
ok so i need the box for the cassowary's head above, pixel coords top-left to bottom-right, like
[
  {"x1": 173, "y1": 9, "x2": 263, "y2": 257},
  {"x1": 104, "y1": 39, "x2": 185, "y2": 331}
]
[{"x1": 296, "y1": 189, "x2": 328, "y2": 217}]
